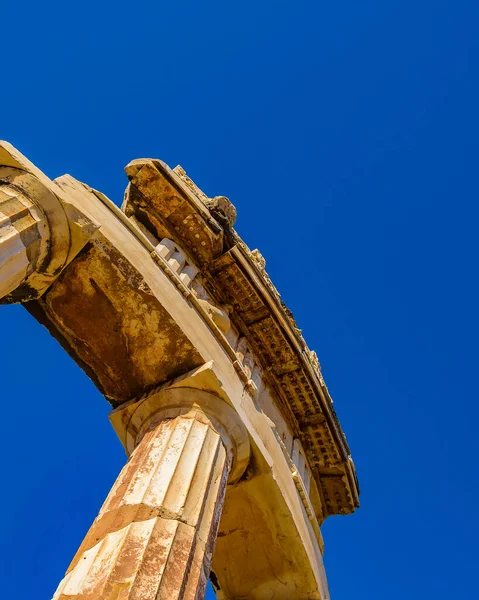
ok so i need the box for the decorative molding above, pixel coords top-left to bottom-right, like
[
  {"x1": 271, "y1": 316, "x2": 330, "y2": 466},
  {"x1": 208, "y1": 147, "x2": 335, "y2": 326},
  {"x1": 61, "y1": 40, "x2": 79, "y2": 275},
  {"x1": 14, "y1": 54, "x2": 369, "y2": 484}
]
[
  {"x1": 121, "y1": 157, "x2": 359, "y2": 517},
  {"x1": 110, "y1": 363, "x2": 251, "y2": 485}
]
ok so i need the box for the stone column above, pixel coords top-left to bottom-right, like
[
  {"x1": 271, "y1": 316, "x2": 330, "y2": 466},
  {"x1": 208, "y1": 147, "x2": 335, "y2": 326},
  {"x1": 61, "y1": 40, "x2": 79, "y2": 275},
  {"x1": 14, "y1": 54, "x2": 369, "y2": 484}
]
[
  {"x1": 53, "y1": 388, "x2": 250, "y2": 600},
  {"x1": 0, "y1": 141, "x2": 97, "y2": 302},
  {"x1": 0, "y1": 169, "x2": 51, "y2": 300}
]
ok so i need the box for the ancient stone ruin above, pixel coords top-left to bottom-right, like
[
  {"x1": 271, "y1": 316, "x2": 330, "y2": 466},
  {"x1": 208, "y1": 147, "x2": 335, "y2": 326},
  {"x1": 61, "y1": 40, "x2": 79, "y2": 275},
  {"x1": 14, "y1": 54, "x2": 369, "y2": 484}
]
[{"x1": 0, "y1": 141, "x2": 359, "y2": 599}]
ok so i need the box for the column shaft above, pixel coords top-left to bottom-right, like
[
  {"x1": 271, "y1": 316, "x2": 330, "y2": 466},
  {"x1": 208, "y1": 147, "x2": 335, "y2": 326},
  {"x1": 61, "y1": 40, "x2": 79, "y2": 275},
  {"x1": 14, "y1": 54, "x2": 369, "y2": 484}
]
[
  {"x1": 53, "y1": 410, "x2": 231, "y2": 600},
  {"x1": 0, "y1": 183, "x2": 47, "y2": 299}
]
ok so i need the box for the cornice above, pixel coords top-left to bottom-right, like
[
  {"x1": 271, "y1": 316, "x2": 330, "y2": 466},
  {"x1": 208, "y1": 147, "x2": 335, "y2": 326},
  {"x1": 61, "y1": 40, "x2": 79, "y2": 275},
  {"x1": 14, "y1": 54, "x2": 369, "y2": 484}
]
[{"x1": 123, "y1": 158, "x2": 359, "y2": 517}]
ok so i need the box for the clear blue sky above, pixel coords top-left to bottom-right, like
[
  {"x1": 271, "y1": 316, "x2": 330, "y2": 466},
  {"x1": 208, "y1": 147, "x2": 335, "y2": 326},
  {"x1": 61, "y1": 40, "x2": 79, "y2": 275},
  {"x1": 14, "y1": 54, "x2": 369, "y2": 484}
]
[{"x1": 1, "y1": 2, "x2": 478, "y2": 598}]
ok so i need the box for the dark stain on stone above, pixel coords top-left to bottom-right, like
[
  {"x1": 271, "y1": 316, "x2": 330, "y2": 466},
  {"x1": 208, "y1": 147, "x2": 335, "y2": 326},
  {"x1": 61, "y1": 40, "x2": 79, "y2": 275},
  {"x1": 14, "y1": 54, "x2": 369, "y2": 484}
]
[
  {"x1": 26, "y1": 240, "x2": 204, "y2": 405},
  {"x1": 209, "y1": 570, "x2": 220, "y2": 592}
]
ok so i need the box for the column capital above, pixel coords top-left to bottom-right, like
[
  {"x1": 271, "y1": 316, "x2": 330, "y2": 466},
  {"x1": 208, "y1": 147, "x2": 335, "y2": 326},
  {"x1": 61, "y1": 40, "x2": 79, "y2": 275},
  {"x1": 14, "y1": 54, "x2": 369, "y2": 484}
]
[
  {"x1": 0, "y1": 141, "x2": 98, "y2": 302},
  {"x1": 56, "y1": 383, "x2": 238, "y2": 600},
  {"x1": 110, "y1": 363, "x2": 251, "y2": 484}
]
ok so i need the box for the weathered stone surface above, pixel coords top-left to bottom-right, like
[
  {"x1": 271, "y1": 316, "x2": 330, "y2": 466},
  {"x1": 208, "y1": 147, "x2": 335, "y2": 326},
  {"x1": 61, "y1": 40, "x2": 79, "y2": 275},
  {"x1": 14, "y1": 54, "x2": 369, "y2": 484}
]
[
  {"x1": 212, "y1": 474, "x2": 326, "y2": 600},
  {"x1": 33, "y1": 240, "x2": 203, "y2": 403},
  {"x1": 0, "y1": 178, "x2": 47, "y2": 299},
  {"x1": 0, "y1": 142, "x2": 98, "y2": 302},
  {"x1": 209, "y1": 248, "x2": 358, "y2": 517},
  {"x1": 54, "y1": 398, "x2": 233, "y2": 600},
  {"x1": 0, "y1": 143, "x2": 360, "y2": 600},
  {"x1": 123, "y1": 160, "x2": 224, "y2": 264},
  {"x1": 121, "y1": 156, "x2": 359, "y2": 517},
  {"x1": 26, "y1": 175, "x2": 206, "y2": 404}
]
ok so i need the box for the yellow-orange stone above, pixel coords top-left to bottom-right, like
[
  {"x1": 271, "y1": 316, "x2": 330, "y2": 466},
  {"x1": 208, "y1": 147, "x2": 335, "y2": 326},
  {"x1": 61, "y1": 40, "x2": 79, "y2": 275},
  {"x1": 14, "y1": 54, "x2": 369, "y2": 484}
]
[{"x1": 0, "y1": 141, "x2": 359, "y2": 600}]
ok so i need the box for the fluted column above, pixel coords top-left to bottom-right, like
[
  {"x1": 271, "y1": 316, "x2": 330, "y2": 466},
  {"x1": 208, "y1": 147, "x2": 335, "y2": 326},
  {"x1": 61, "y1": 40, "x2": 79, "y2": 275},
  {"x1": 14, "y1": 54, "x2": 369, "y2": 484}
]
[
  {"x1": 53, "y1": 388, "x2": 250, "y2": 600},
  {"x1": 0, "y1": 141, "x2": 98, "y2": 302},
  {"x1": 0, "y1": 169, "x2": 50, "y2": 300}
]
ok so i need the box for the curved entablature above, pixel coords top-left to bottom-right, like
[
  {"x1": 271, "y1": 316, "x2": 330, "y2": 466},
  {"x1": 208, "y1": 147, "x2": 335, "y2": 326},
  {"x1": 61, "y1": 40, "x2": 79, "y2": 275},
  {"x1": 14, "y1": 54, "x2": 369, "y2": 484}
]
[
  {"x1": 122, "y1": 157, "x2": 359, "y2": 518},
  {"x1": 1, "y1": 141, "x2": 359, "y2": 599},
  {"x1": 0, "y1": 141, "x2": 358, "y2": 520}
]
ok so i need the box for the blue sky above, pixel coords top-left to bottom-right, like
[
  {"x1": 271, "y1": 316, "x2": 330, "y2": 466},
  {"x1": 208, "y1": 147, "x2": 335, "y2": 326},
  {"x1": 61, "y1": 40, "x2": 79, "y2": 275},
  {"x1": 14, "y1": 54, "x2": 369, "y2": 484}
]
[{"x1": 1, "y1": 2, "x2": 478, "y2": 598}]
